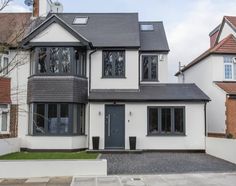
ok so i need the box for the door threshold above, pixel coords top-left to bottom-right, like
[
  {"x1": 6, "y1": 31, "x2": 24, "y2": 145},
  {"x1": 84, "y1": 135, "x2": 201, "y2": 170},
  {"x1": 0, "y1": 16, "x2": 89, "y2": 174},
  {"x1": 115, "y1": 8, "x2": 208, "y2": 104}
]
[{"x1": 86, "y1": 149, "x2": 143, "y2": 154}]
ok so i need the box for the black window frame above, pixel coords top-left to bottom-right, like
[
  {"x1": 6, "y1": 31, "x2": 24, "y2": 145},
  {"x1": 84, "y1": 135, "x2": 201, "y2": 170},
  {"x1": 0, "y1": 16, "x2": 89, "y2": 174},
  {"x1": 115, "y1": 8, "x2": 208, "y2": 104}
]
[
  {"x1": 147, "y1": 106, "x2": 185, "y2": 136},
  {"x1": 31, "y1": 103, "x2": 86, "y2": 136},
  {"x1": 31, "y1": 47, "x2": 87, "y2": 77},
  {"x1": 102, "y1": 50, "x2": 126, "y2": 78},
  {"x1": 141, "y1": 54, "x2": 159, "y2": 82}
]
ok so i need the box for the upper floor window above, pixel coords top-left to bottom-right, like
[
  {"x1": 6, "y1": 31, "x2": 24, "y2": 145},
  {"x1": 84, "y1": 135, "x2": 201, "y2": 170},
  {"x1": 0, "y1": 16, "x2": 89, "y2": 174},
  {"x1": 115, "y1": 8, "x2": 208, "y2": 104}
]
[
  {"x1": 142, "y1": 55, "x2": 158, "y2": 81},
  {"x1": 0, "y1": 54, "x2": 9, "y2": 76},
  {"x1": 224, "y1": 56, "x2": 236, "y2": 80},
  {"x1": 32, "y1": 47, "x2": 86, "y2": 77},
  {"x1": 148, "y1": 107, "x2": 185, "y2": 136},
  {"x1": 103, "y1": 50, "x2": 125, "y2": 78}
]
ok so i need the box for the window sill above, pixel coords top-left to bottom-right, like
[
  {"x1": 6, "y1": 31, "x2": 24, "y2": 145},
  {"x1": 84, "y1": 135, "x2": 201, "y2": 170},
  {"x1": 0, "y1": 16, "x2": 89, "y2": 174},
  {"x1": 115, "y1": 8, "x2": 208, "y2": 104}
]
[{"x1": 146, "y1": 133, "x2": 186, "y2": 137}]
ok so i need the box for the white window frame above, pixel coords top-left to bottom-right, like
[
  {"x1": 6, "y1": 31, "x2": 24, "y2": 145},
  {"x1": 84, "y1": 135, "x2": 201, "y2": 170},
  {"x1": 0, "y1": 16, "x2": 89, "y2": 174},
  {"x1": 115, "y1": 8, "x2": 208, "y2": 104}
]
[
  {"x1": 0, "y1": 52, "x2": 9, "y2": 76},
  {"x1": 224, "y1": 56, "x2": 236, "y2": 81},
  {"x1": 0, "y1": 105, "x2": 10, "y2": 134}
]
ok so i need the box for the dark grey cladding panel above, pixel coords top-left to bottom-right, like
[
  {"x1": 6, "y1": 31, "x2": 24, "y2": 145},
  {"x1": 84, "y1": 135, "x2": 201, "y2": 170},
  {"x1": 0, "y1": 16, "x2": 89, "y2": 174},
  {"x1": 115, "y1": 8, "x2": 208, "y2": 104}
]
[{"x1": 28, "y1": 76, "x2": 88, "y2": 103}]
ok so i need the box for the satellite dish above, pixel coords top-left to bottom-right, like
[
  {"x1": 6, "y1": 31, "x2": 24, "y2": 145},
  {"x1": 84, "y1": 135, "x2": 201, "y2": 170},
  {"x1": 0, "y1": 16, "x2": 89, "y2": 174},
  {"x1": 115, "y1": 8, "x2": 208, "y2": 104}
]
[{"x1": 24, "y1": 0, "x2": 33, "y2": 6}]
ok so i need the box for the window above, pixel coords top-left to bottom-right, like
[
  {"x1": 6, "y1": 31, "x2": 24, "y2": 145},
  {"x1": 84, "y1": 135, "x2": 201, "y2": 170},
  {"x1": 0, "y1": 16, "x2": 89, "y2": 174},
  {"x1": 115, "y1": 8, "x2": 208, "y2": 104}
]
[
  {"x1": 142, "y1": 55, "x2": 158, "y2": 81},
  {"x1": 103, "y1": 51, "x2": 125, "y2": 78},
  {"x1": 32, "y1": 103, "x2": 85, "y2": 136},
  {"x1": 0, "y1": 104, "x2": 9, "y2": 133},
  {"x1": 140, "y1": 24, "x2": 154, "y2": 31},
  {"x1": 33, "y1": 47, "x2": 86, "y2": 76},
  {"x1": 224, "y1": 56, "x2": 236, "y2": 80},
  {"x1": 0, "y1": 55, "x2": 9, "y2": 75},
  {"x1": 73, "y1": 17, "x2": 88, "y2": 25},
  {"x1": 148, "y1": 107, "x2": 185, "y2": 135}
]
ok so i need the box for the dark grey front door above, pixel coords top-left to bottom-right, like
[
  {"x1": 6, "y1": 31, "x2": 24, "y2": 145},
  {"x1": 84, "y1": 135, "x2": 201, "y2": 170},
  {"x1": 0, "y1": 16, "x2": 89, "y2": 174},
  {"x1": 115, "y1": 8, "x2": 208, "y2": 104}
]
[{"x1": 105, "y1": 105, "x2": 125, "y2": 149}]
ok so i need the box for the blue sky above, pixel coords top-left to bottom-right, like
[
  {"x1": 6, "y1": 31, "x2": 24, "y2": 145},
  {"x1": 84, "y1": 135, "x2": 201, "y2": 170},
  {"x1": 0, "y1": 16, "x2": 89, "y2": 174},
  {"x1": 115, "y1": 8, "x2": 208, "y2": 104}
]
[{"x1": 4, "y1": 0, "x2": 236, "y2": 81}]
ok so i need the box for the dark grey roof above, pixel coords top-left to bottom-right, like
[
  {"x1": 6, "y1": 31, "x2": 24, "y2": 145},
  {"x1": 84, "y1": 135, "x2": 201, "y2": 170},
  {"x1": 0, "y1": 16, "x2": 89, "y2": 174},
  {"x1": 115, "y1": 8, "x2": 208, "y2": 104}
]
[
  {"x1": 55, "y1": 13, "x2": 140, "y2": 48},
  {"x1": 89, "y1": 84, "x2": 210, "y2": 102},
  {"x1": 139, "y1": 22, "x2": 169, "y2": 51}
]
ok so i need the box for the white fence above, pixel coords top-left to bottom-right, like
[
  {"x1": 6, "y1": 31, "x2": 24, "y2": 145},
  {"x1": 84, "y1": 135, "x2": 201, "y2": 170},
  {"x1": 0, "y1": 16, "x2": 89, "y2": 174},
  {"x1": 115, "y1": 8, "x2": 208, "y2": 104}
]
[
  {"x1": 0, "y1": 159, "x2": 107, "y2": 178},
  {"x1": 206, "y1": 137, "x2": 236, "y2": 164},
  {"x1": 0, "y1": 138, "x2": 20, "y2": 156}
]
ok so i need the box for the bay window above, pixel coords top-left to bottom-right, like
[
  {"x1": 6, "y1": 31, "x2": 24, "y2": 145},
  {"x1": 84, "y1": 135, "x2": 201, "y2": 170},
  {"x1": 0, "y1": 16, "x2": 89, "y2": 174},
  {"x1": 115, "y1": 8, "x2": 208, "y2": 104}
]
[
  {"x1": 32, "y1": 47, "x2": 86, "y2": 76},
  {"x1": 31, "y1": 103, "x2": 85, "y2": 136},
  {"x1": 148, "y1": 107, "x2": 185, "y2": 136}
]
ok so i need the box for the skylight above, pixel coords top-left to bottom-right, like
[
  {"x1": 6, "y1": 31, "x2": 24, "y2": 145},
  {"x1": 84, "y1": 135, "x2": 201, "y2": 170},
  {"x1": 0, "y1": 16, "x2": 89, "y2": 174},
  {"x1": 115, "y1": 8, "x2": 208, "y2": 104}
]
[
  {"x1": 140, "y1": 24, "x2": 154, "y2": 31},
  {"x1": 73, "y1": 17, "x2": 88, "y2": 25}
]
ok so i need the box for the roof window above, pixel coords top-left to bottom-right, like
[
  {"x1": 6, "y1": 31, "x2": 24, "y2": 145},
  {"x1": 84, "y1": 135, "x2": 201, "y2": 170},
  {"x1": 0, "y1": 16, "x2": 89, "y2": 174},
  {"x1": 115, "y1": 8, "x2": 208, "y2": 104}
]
[
  {"x1": 140, "y1": 24, "x2": 154, "y2": 31},
  {"x1": 73, "y1": 17, "x2": 88, "y2": 25}
]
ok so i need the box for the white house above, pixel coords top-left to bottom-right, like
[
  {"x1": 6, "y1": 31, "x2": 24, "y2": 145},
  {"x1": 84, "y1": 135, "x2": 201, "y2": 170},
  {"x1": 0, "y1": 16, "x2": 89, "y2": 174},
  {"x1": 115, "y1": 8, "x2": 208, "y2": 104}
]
[
  {"x1": 176, "y1": 16, "x2": 236, "y2": 138},
  {"x1": 2, "y1": 0, "x2": 209, "y2": 151}
]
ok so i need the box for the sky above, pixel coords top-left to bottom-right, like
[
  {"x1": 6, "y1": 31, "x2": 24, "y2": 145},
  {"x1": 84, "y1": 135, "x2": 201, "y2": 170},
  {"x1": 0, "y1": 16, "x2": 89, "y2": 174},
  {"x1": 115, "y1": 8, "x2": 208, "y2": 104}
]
[{"x1": 3, "y1": 0, "x2": 236, "y2": 82}]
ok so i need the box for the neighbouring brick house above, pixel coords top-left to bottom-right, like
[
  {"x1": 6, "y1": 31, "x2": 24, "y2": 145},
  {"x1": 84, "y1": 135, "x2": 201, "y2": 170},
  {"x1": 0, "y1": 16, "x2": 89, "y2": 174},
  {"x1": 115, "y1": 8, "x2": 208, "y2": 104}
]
[
  {"x1": 176, "y1": 16, "x2": 236, "y2": 138},
  {"x1": 0, "y1": 13, "x2": 31, "y2": 139}
]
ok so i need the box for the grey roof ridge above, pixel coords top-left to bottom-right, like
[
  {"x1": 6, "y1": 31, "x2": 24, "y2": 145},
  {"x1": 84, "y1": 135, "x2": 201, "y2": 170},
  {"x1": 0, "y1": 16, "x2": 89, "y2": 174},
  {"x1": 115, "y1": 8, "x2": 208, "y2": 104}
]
[{"x1": 23, "y1": 14, "x2": 90, "y2": 43}]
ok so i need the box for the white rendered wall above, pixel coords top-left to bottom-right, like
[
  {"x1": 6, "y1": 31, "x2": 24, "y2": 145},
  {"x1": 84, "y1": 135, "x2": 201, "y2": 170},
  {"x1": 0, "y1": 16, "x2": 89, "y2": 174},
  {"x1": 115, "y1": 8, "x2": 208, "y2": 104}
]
[
  {"x1": 30, "y1": 23, "x2": 80, "y2": 43},
  {"x1": 206, "y1": 137, "x2": 236, "y2": 164},
  {"x1": 89, "y1": 102, "x2": 205, "y2": 150},
  {"x1": 90, "y1": 50, "x2": 139, "y2": 90},
  {"x1": 0, "y1": 138, "x2": 20, "y2": 156},
  {"x1": 8, "y1": 51, "x2": 30, "y2": 138},
  {"x1": 179, "y1": 55, "x2": 226, "y2": 134},
  {"x1": 21, "y1": 136, "x2": 87, "y2": 150},
  {"x1": 218, "y1": 21, "x2": 236, "y2": 42},
  {"x1": 0, "y1": 159, "x2": 107, "y2": 178}
]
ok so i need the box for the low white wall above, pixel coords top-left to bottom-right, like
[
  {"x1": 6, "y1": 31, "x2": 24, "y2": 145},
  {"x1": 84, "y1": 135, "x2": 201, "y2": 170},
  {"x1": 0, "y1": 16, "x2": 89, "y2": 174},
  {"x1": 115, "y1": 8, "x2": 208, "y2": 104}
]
[
  {"x1": 21, "y1": 136, "x2": 87, "y2": 150},
  {"x1": 206, "y1": 137, "x2": 236, "y2": 164},
  {"x1": 0, "y1": 138, "x2": 20, "y2": 156},
  {"x1": 0, "y1": 159, "x2": 107, "y2": 178}
]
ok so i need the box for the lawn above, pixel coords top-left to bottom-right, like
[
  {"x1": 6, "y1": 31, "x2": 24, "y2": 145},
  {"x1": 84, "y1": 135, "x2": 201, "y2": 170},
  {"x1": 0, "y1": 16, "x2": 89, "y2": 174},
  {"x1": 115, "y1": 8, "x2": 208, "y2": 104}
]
[{"x1": 0, "y1": 151, "x2": 98, "y2": 160}]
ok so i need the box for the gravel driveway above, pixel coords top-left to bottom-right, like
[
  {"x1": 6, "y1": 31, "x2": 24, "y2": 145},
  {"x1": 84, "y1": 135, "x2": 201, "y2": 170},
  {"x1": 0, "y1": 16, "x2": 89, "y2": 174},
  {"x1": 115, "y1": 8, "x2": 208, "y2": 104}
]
[{"x1": 100, "y1": 152, "x2": 236, "y2": 175}]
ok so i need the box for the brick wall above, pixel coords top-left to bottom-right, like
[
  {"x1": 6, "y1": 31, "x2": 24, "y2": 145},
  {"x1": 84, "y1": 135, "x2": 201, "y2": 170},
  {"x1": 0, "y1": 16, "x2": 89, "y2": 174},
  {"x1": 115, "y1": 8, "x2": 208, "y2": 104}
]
[
  {"x1": 226, "y1": 97, "x2": 236, "y2": 137},
  {"x1": 0, "y1": 105, "x2": 18, "y2": 139}
]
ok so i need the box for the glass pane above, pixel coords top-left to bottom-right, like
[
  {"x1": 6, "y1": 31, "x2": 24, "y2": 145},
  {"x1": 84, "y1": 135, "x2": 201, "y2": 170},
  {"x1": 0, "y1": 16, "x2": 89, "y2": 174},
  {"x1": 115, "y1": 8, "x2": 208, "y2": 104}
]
[
  {"x1": 73, "y1": 104, "x2": 78, "y2": 134},
  {"x1": 49, "y1": 48, "x2": 60, "y2": 73},
  {"x1": 48, "y1": 104, "x2": 58, "y2": 134},
  {"x1": 148, "y1": 108, "x2": 158, "y2": 134},
  {"x1": 38, "y1": 48, "x2": 47, "y2": 73},
  {"x1": 59, "y1": 104, "x2": 69, "y2": 134},
  {"x1": 225, "y1": 64, "x2": 232, "y2": 79},
  {"x1": 115, "y1": 52, "x2": 125, "y2": 77},
  {"x1": 103, "y1": 51, "x2": 113, "y2": 77},
  {"x1": 3, "y1": 57, "x2": 8, "y2": 75},
  {"x1": 151, "y1": 56, "x2": 158, "y2": 79},
  {"x1": 143, "y1": 56, "x2": 149, "y2": 79},
  {"x1": 61, "y1": 48, "x2": 71, "y2": 73},
  {"x1": 35, "y1": 104, "x2": 45, "y2": 134},
  {"x1": 1, "y1": 112, "x2": 7, "y2": 131},
  {"x1": 80, "y1": 104, "x2": 85, "y2": 134},
  {"x1": 174, "y1": 108, "x2": 184, "y2": 133},
  {"x1": 161, "y1": 108, "x2": 171, "y2": 133}
]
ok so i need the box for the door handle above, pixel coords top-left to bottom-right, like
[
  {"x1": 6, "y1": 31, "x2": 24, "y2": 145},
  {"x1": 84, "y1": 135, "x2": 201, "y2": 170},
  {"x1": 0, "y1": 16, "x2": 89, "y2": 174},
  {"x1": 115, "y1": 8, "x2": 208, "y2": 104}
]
[{"x1": 107, "y1": 114, "x2": 111, "y2": 137}]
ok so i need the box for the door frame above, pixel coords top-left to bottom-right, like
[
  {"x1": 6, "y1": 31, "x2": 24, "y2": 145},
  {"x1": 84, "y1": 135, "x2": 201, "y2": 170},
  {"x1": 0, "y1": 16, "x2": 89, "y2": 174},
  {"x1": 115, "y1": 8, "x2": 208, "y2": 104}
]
[{"x1": 104, "y1": 104, "x2": 125, "y2": 149}]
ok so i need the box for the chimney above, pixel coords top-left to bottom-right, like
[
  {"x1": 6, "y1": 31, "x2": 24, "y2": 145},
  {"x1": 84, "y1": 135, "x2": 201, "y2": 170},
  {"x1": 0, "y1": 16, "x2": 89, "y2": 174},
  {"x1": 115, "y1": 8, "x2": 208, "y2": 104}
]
[{"x1": 33, "y1": 0, "x2": 51, "y2": 17}]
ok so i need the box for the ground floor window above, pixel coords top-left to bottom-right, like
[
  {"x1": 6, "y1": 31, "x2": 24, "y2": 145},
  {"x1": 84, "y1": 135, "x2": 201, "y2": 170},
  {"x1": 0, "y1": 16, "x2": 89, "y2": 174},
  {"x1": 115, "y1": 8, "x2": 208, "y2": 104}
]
[
  {"x1": 0, "y1": 104, "x2": 9, "y2": 133},
  {"x1": 148, "y1": 107, "x2": 185, "y2": 135},
  {"x1": 30, "y1": 103, "x2": 85, "y2": 136}
]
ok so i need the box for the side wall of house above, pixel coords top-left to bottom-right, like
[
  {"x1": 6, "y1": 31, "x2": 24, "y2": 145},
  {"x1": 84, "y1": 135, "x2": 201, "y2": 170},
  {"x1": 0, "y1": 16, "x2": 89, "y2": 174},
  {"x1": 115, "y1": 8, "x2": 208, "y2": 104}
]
[
  {"x1": 179, "y1": 55, "x2": 226, "y2": 134},
  {"x1": 89, "y1": 102, "x2": 205, "y2": 150}
]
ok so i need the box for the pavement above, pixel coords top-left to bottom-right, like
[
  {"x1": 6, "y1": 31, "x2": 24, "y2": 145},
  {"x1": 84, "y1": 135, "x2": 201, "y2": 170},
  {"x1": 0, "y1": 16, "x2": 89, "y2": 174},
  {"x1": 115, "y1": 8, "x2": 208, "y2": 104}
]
[
  {"x1": 1, "y1": 173, "x2": 236, "y2": 186},
  {"x1": 101, "y1": 152, "x2": 236, "y2": 175}
]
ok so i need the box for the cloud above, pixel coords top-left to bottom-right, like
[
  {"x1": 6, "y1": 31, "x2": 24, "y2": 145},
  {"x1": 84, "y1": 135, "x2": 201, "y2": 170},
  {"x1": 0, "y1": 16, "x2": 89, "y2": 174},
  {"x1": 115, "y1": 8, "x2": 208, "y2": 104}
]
[
  {"x1": 1, "y1": 1, "x2": 30, "y2": 12},
  {"x1": 168, "y1": 0, "x2": 236, "y2": 82}
]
